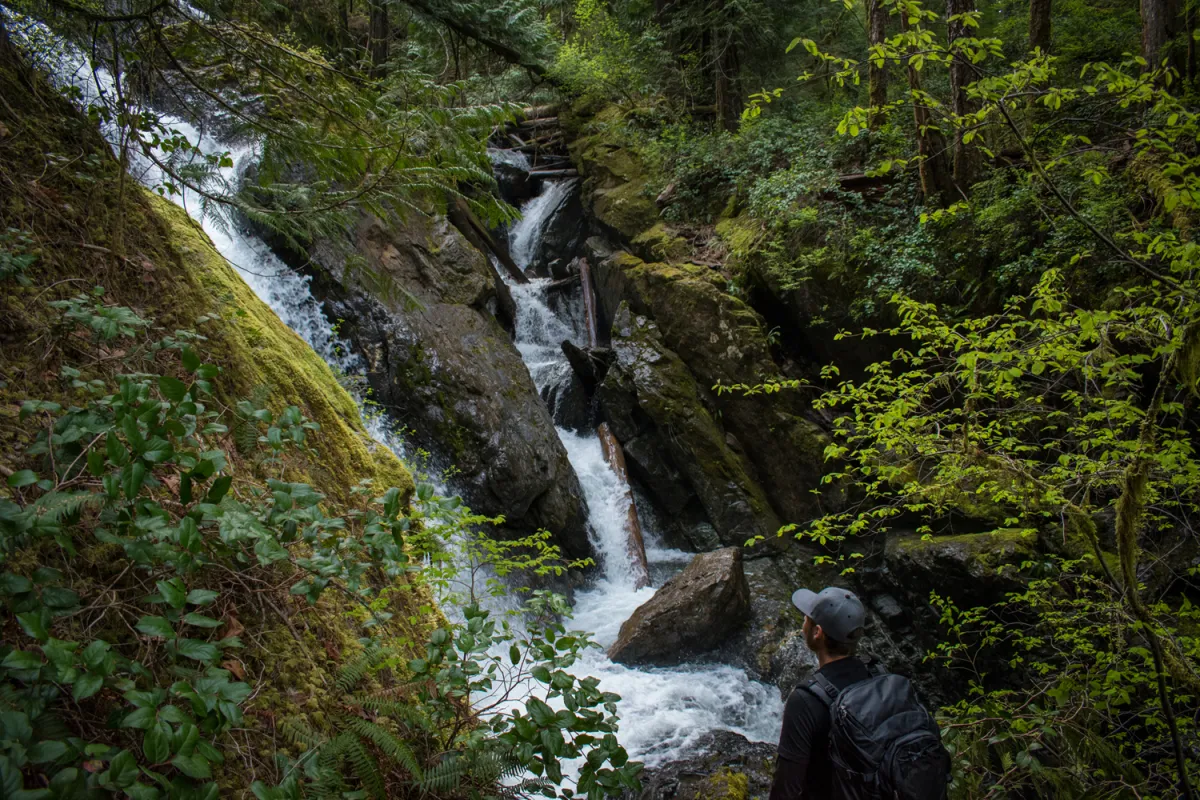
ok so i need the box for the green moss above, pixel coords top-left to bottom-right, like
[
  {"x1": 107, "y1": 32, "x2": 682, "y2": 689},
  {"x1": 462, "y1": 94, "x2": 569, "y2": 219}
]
[
  {"x1": 715, "y1": 213, "x2": 764, "y2": 259},
  {"x1": 633, "y1": 223, "x2": 690, "y2": 262},
  {"x1": 153, "y1": 197, "x2": 413, "y2": 504},
  {"x1": 693, "y1": 768, "x2": 750, "y2": 800}
]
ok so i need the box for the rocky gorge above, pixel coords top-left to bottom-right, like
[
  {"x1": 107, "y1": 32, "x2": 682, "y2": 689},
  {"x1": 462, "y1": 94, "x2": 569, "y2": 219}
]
[{"x1": 225, "y1": 108, "x2": 1064, "y2": 793}]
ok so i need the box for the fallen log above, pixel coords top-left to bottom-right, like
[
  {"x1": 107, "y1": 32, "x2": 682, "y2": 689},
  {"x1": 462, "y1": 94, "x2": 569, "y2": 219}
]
[
  {"x1": 529, "y1": 169, "x2": 579, "y2": 180},
  {"x1": 544, "y1": 273, "x2": 579, "y2": 294},
  {"x1": 597, "y1": 422, "x2": 651, "y2": 591},
  {"x1": 578, "y1": 257, "x2": 599, "y2": 348},
  {"x1": 446, "y1": 195, "x2": 529, "y2": 285}
]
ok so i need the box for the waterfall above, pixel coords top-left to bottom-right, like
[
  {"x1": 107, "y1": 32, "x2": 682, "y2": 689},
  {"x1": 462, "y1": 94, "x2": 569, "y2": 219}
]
[
  {"x1": 502, "y1": 184, "x2": 785, "y2": 766},
  {"x1": 20, "y1": 17, "x2": 785, "y2": 770}
]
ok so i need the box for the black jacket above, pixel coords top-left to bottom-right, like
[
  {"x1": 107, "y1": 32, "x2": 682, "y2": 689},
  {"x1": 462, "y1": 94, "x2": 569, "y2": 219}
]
[{"x1": 769, "y1": 657, "x2": 872, "y2": 800}]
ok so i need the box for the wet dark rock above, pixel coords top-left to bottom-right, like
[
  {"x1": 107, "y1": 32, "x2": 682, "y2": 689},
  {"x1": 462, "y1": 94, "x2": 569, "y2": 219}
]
[
  {"x1": 871, "y1": 593, "x2": 908, "y2": 628},
  {"x1": 561, "y1": 341, "x2": 612, "y2": 395},
  {"x1": 622, "y1": 730, "x2": 776, "y2": 800},
  {"x1": 609, "y1": 547, "x2": 751, "y2": 666},
  {"x1": 622, "y1": 435, "x2": 691, "y2": 516},
  {"x1": 593, "y1": 252, "x2": 834, "y2": 530},
  {"x1": 492, "y1": 153, "x2": 533, "y2": 204},
  {"x1": 527, "y1": 180, "x2": 588, "y2": 277},
  {"x1": 542, "y1": 374, "x2": 593, "y2": 433},
  {"x1": 259, "y1": 211, "x2": 591, "y2": 560},
  {"x1": 601, "y1": 304, "x2": 781, "y2": 547},
  {"x1": 680, "y1": 520, "x2": 723, "y2": 552},
  {"x1": 885, "y1": 528, "x2": 1039, "y2": 607}
]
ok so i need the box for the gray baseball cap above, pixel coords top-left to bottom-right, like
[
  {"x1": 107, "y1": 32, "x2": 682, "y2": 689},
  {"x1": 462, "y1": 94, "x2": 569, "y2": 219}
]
[{"x1": 792, "y1": 586, "x2": 866, "y2": 642}]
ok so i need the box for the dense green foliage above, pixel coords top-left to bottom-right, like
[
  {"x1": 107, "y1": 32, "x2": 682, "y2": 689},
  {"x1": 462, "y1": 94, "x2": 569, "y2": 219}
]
[
  {"x1": 6, "y1": 0, "x2": 1200, "y2": 795},
  {"x1": 0, "y1": 293, "x2": 636, "y2": 799}
]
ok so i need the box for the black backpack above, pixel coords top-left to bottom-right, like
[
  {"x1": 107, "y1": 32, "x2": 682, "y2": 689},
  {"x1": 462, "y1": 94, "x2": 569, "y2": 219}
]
[{"x1": 802, "y1": 663, "x2": 950, "y2": 800}]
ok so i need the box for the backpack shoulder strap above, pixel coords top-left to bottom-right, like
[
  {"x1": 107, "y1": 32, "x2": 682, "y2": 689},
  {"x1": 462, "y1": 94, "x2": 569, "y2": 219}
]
[
  {"x1": 800, "y1": 672, "x2": 840, "y2": 708},
  {"x1": 865, "y1": 658, "x2": 889, "y2": 678}
]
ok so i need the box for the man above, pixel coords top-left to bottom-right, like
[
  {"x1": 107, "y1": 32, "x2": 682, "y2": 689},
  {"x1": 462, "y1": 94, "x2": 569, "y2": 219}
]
[{"x1": 769, "y1": 586, "x2": 869, "y2": 800}]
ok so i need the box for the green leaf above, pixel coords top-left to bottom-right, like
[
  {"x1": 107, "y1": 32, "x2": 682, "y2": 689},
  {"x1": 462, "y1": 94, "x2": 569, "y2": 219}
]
[
  {"x1": 158, "y1": 376, "x2": 188, "y2": 403},
  {"x1": 137, "y1": 616, "x2": 176, "y2": 639},
  {"x1": 181, "y1": 346, "x2": 201, "y2": 373},
  {"x1": 205, "y1": 476, "x2": 232, "y2": 504},
  {"x1": 185, "y1": 589, "x2": 219, "y2": 606},
  {"x1": 73, "y1": 672, "x2": 103, "y2": 701},
  {"x1": 122, "y1": 707, "x2": 156, "y2": 730},
  {"x1": 176, "y1": 639, "x2": 220, "y2": 663},
  {"x1": 28, "y1": 740, "x2": 68, "y2": 764},
  {"x1": 107, "y1": 749, "x2": 139, "y2": 788},
  {"x1": 0, "y1": 573, "x2": 33, "y2": 594},
  {"x1": 16, "y1": 611, "x2": 49, "y2": 642},
  {"x1": 157, "y1": 579, "x2": 186, "y2": 609},
  {"x1": 171, "y1": 753, "x2": 211, "y2": 779},
  {"x1": 2, "y1": 650, "x2": 43, "y2": 670},
  {"x1": 182, "y1": 613, "x2": 223, "y2": 628},
  {"x1": 41, "y1": 586, "x2": 79, "y2": 609},
  {"x1": 7, "y1": 470, "x2": 37, "y2": 488},
  {"x1": 144, "y1": 726, "x2": 170, "y2": 763}
]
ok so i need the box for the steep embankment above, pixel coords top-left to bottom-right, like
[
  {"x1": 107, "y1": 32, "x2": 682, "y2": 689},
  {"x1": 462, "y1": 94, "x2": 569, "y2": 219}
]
[{"x1": 0, "y1": 30, "x2": 433, "y2": 794}]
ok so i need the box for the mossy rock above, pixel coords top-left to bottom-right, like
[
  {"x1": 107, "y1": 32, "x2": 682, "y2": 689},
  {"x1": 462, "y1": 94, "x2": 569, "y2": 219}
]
[
  {"x1": 0, "y1": 43, "x2": 436, "y2": 796},
  {"x1": 886, "y1": 528, "x2": 1039, "y2": 605},
  {"x1": 632, "y1": 222, "x2": 690, "y2": 262},
  {"x1": 595, "y1": 251, "x2": 831, "y2": 526},
  {"x1": 607, "y1": 303, "x2": 781, "y2": 546}
]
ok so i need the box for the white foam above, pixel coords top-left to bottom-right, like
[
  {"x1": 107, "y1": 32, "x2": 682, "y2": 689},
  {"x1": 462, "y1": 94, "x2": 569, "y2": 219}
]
[{"x1": 503, "y1": 201, "x2": 786, "y2": 768}]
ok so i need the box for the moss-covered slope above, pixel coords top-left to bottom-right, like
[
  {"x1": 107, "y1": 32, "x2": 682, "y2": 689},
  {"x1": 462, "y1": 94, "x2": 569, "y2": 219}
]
[{"x1": 0, "y1": 27, "x2": 432, "y2": 795}]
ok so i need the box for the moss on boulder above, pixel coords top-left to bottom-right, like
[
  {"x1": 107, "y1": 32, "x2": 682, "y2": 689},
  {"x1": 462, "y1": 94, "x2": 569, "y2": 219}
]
[
  {"x1": 568, "y1": 109, "x2": 659, "y2": 239},
  {"x1": 595, "y1": 251, "x2": 830, "y2": 528},
  {"x1": 885, "y1": 528, "x2": 1039, "y2": 605},
  {"x1": 604, "y1": 304, "x2": 781, "y2": 546}
]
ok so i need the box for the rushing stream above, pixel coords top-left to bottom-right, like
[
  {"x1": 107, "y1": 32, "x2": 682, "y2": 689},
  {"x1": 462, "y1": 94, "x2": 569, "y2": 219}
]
[
  {"x1": 500, "y1": 182, "x2": 784, "y2": 765},
  {"x1": 19, "y1": 18, "x2": 784, "y2": 774}
]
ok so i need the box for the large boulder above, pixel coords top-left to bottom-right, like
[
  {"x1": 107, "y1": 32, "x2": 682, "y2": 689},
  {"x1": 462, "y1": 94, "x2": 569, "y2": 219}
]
[
  {"x1": 884, "y1": 528, "x2": 1039, "y2": 606},
  {"x1": 286, "y1": 213, "x2": 591, "y2": 559},
  {"x1": 531, "y1": 180, "x2": 588, "y2": 278},
  {"x1": 622, "y1": 730, "x2": 776, "y2": 800},
  {"x1": 608, "y1": 547, "x2": 751, "y2": 665},
  {"x1": 594, "y1": 252, "x2": 831, "y2": 529},
  {"x1": 600, "y1": 304, "x2": 781, "y2": 548}
]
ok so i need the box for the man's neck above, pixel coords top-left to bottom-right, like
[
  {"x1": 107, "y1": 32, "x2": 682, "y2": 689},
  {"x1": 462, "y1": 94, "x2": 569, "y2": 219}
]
[{"x1": 817, "y1": 652, "x2": 851, "y2": 669}]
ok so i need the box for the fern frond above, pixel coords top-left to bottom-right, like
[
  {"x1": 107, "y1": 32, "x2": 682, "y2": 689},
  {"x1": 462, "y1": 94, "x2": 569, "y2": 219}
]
[
  {"x1": 342, "y1": 716, "x2": 424, "y2": 781},
  {"x1": 418, "y1": 753, "x2": 470, "y2": 795},
  {"x1": 343, "y1": 735, "x2": 387, "y2": 800},
  {"x1": 336, "y1": 642, "x2": 389, "y2": 693}
]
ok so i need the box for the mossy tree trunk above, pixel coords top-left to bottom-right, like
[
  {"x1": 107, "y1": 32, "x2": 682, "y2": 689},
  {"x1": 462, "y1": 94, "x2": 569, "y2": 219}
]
[
  {"x1": 867, "y1": 0, "x2": 888, "y2": 128},
  {"x1": 1141, "y1": 0, "x2": 1180, "y2": 69},
  {"x1": 369, "y1": 0, "x2": 389, "y2": 78},
  {"x1": 712, "y1": 0, "x2": 741, "y2": 132},
  {"x1": 900, "y1": 15, "x2": 954, "y2": 204},
  {"x1": 1029, "y1": 0, "x2": 1051, "y2": 51},
  {"x1": 947, "y1": 0, "x2": 979, "y2": 189}
]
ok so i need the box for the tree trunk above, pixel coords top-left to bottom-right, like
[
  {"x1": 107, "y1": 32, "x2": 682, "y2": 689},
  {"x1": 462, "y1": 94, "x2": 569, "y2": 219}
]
[
  {"x1": 901, "y1": 16, "x2": 953, "y2": 203},
  {"x1": 1188, "y1": 0, "x2": 1196, "y2": 82},
  {"x1": 1141, "y1": 0, "x2": 1179, "y2": 69},
  {"x1": 1029, "y1": 0, "x2": 1051, "y2": 51},
  {"x1": 947, "y1": 0, "x2": 979, "y2": 189},
  {"x1": 867, "y1": 0, "x2": 888, "y2": 128},
  {"x1": 596, "y1": 423, "x2": 651, "y2": 591},
  {"x1": 369, "y1": 0, "x2": 389, "y2": 78},
  {"x1": 579, "y1": 257, "x2": 599, "y2": 348},
  {"x1": 711, "y1": 0, "x2": 741, "y2": 131}
]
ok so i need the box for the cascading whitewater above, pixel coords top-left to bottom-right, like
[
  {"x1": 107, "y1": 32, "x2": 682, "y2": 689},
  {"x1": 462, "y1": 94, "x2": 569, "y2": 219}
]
[
  {"x1": 502, "y1": 181, "x2": 785, "y2": 766},
  {"x1": 24, "y1": 17, "x2": 785, "y2": 768}
]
